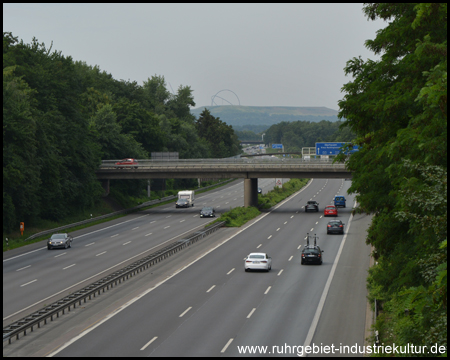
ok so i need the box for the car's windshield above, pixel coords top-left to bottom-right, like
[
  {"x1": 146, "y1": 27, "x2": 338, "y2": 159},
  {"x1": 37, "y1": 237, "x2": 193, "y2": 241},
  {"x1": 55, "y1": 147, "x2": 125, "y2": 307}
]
[
  {"x1": 326, "y1": 206, "x2": 335, "y2": 209},
  {"x1": 307, "y1": 201, "x2": 317, "y2": 204},
  {"x1": 202, "y1": 207, "x2": 212, "y2": 211},
  {"x1": 51, "y1": 234, "x2": 65, "y2": 239},
  {"x1": 249, "y1": 255, "x2": 265, "y2": 259},
  {"x1": 178, "y1": 199, "x2": 187, "y2": 203}
]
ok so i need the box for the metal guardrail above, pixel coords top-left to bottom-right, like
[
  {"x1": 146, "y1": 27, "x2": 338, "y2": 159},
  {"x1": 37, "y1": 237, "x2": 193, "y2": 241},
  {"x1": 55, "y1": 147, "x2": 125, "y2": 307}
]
[
  {"x1": 23, "y1": 180, "x2": 233, "y2": 243},
  {"x1": 3, "y1": 221, "x2": 226, "y2": 344}
]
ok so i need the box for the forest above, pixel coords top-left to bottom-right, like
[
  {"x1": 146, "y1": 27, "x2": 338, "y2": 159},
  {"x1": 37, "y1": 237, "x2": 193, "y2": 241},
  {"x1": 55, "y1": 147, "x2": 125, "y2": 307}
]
[
  {"x1": 3, "y1": 32, "x2": 240, "y2": 233},
  {"x1": 337, "y1": 3, "x2": 446, "y2": 353},
  {"x1": 235, "y1": 120, "x2": 356, "y2": 147}
]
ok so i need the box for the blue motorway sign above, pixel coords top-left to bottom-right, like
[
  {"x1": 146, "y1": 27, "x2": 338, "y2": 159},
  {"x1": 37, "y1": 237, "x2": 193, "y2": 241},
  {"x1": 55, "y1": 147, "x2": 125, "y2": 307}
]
[
  {"x1": 272, "y1": 144, "x2": 283, "y2": 149},
  {"x1": 315, "y1": 142, "x2": 359, "y2": 155}
]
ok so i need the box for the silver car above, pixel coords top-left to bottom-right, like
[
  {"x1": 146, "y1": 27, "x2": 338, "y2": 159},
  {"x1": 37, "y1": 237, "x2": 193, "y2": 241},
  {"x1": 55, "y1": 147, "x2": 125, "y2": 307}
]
[
  {"x1": 245, "y1": 252, "x2": 272, "y2": 272},
  {"x1": 47, "y1": 233, "x2": 73, "y2": 250}
]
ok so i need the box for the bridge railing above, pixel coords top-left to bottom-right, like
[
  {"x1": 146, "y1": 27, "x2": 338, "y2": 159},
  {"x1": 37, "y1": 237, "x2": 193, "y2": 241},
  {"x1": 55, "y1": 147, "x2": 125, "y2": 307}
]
[{"x1": 100, "y1": 158, "x2": 344, "y2": 167}]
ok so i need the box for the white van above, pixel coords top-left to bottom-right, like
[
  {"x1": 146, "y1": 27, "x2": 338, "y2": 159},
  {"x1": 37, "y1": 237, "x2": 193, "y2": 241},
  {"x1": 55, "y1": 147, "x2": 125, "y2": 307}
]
[{"x1": 177, "y1": 190, "x2": 194, "y2": 207}]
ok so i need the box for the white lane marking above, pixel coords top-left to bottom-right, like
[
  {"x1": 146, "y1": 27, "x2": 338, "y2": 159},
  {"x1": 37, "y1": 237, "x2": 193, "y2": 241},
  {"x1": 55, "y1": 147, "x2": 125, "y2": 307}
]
[
  {"x1": 180, "y1": 220, "x2": 185, "y2": 223},
  {"x1": 140, "y1": 336, "x2": 158, "y2": 351},
  {"x1": 303, "y1": 201, "x2": 357, "y2": 349},
  {"x1": 16, "y1": 265, "x2": 31, "y2": 272},
  {"x1": 288, "y1": 256, "x2": 293, "y2": 261},
  {"x1": 179, "y1": 307, "x2": 192, "y2": 317},
  {"x1": 310, "y1": 228, "x2": 314, "y2": 231},
  {"x1": 132, "y1": 227, "x2": 139, "y2": 230},
  {"x1": 145, "y1": 233, "x2": 152, "y2": 237},
  {"x1": 193, "y1": 215, "x2": 198, "y2": 217},
  {"x1": 150, "y1": 221, "x2": 156, "y2": 224},
  {"x1": 276, "y1": 228, "x2": 280, "y2": 231},
  {"x1": 290, "y1": 215, "x2": 294, "y2": 218},
  {"x1": 63, "y1": 264, "x2": 76, "y2": 270},
  {"x1": 96, "y1": 252, "x2": 107, "y2": 257},
  {"x1": 268, "y1": 235, "x2": 272, "y2": 239},
  {"x1": 21, "y1": 279, "x2": 37, "y2": 287},
  {"x1": 316, "y1": 221, "x2": 319, "y2": 224},
  {"x1": 247, "y1": 308, "x2": 256, "y2": 318},
  {"x1": 54, "y1": 252, "x2": 66, "y2": 258},
  {"x1": 122, "y1": 241, "x2": 131, "y2": 246},
  {"x1": 221, "y1": 338, "x2": 234, "y2": 353},
  {"x1": 284, "y1": 221, "x2": 287, "y2": 225},
  {"x1": 206, "y1": 285, "x2": 216, "y2": 293},
  {"x1": 320, "y1": 215, "x2": 323, "y2": 218},
  {"x1": 164, "y1": 226, "x2": 170, "y2": 229},
  {"x1": 277, "y1": 269, "x2": 284, "y2": 276},
  {"x1": 227, "y1": 268, "x2": 235, "y2": 275},
  {"x1": 85, "y1": 243, "x2": 95, "y2": 247},
  {"x1": 166, "y1": 215, "x2": 171, "y2": 218},
  {"x1": 297, "y1": 245, "x2": 302, "y2": 250},
  {"x1": 111, "y1": 234, "x2": 118, "y2": 238},
  {"x1": 46, "y1": 180, "x2": 315, "y2": 355},
  {"x1": 264, "y1": 286, "x2": 271, "y2": 295},
  {"x1": 257, "y1": 244, "x2": 262, "y2": 249}
]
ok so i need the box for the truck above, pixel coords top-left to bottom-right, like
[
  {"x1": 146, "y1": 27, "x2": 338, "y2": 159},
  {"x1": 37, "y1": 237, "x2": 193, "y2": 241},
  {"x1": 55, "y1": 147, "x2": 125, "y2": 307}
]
[
  {"x1": 177, "y1": 190, "x2": 194, "y2": 207},
  {"x1": 333, "y1": 195, "x2": 346, "y2": 208}
]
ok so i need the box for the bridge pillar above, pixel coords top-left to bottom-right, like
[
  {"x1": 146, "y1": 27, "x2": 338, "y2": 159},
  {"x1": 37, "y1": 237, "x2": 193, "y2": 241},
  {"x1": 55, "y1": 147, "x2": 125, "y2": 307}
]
[
  {"x1": 101, "y1": 179, "x2": 110, "y2": 196},
  {"x1": 244, "y1": 178, "x2": 258, "y2": 207}
]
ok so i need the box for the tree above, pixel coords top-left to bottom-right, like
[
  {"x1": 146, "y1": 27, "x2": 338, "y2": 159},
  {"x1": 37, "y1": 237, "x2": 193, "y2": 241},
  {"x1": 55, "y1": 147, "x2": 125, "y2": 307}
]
[{"x1": 337, "y1": 3, "x2": 447, "y2": 350}]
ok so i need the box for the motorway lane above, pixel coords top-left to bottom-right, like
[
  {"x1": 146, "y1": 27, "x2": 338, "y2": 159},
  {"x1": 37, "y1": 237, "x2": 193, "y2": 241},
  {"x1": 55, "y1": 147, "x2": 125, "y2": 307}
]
[
  {"x1": 3, "y1": 178, "x2": 277, "y2": 323},
  {"x1": 49, "y1": 179, "x2": 368, "y2": 357}
]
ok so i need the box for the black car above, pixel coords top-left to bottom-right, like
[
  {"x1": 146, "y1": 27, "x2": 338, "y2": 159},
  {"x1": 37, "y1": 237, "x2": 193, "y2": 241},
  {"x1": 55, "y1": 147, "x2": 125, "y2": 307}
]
[
  {"x1": 301, "y1": 245, "x2": 323, "y2": 265},
  {"x1": 327, "y1": 220, "x2": 345, "y2": 234},
  {"x1": 47, "y1": 233, "x2": 73, "y2": 250},
  {"x1": 305, "y1": 200, "x2": 319, "y2": 212},
  {"x1": 176, "y1": 199, "x2": 190, "y2": 208},
  {"x1": 200, "y1": 206, "x2": 215, "y2": 218}
]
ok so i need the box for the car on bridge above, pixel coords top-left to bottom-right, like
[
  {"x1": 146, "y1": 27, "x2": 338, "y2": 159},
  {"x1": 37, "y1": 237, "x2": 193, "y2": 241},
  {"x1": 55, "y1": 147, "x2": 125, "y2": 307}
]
[
  {"x1": 324, "y1": 205, "x2": 338, "y2": 217},
  {"x1": 327, "y1": 219, "x2": 345, "y2": 234},
  {"x1": 305, "y1": 200, "x2": 319, "y2": 212},
  {"x1": 245, "y1": 253, "x2": 272, "y2": 272},
  {"x1": 47, "y1": 233, "x2": 73, "y2": 250},
  {"x1": 115, "y1": 158, "x2": 138, "y2": 168}
]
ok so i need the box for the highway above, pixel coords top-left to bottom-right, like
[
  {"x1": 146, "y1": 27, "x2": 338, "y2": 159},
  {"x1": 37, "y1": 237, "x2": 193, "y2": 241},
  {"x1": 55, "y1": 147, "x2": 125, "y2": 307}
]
[
  {"x1": 3, "y1": 178, "x2": 280, "y2": 324},
  {"x1": 3, "y1": 177, "x2": 372, "y2": 357}
]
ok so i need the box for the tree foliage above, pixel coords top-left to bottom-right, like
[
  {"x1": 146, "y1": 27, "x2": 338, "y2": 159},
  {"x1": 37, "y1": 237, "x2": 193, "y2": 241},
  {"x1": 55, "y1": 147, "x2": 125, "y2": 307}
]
[
  {"x1": 262, "y1": 120, "x2": 356, "y2": 152},
  {"x1": 337, "y1": 3, "x2": 447, "y2": 351},
  {"x1": 3, "y1": 32, "x2": 241, "y2": 233}
]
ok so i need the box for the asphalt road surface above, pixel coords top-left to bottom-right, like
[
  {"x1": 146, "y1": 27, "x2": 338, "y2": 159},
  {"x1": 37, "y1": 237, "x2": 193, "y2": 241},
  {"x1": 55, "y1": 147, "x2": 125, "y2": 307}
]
[{"x1": 3, "y1": 178, "x2": 373, "y2": 357}]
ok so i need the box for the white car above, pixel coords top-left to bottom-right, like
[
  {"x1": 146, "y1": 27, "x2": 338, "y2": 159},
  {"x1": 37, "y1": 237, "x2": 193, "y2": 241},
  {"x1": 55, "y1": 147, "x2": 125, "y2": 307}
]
[{"x1": 245, "y1": 252, "x2": 272, "y2": 272}]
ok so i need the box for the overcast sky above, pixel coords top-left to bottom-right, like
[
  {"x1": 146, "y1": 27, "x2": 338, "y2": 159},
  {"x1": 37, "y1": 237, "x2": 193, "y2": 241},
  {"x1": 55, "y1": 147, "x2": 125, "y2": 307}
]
[{"x1": 4, "y1": 3, "x2": 386, "y2": 110}]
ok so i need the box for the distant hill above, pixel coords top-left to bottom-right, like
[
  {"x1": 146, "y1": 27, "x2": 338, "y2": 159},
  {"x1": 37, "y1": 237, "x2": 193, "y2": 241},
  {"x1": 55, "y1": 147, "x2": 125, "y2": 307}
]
[{"x1": 190, "y1": 105, "x2": 340, "y2": 128}]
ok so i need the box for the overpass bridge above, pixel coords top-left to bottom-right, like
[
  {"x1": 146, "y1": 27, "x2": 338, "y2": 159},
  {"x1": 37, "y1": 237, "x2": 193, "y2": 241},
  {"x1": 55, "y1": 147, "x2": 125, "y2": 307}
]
[{"x1": 96, "y1": 158, "x2": 351, "y2": 207}]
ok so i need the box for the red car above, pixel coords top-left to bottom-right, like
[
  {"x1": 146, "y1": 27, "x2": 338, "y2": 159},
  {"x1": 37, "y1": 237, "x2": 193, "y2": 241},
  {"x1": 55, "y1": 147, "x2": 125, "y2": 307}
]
[
  {"x1": 324, "y1": 205, "x2": 338, "y2": 217},
  {"x1": 115, "y1": 158, "x2": 138, "y2": 168}
]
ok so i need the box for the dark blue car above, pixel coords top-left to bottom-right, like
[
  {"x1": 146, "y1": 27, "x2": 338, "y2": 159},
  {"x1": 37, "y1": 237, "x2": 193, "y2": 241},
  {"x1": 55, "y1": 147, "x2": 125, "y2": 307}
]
[{"x1": 333, "y1": 195, "x2": 346, "y2": 208}]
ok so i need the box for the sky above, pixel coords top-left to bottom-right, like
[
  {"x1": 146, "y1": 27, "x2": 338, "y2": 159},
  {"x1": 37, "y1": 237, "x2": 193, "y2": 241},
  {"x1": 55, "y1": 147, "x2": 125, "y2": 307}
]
[{"x1": 3, "y1": 4, "x2": 386, "y2": 110}]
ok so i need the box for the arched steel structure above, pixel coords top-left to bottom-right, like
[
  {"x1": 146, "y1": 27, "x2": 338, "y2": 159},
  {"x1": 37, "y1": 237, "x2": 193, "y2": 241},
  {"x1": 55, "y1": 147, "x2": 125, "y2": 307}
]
[{"x1": 211, "y1": 89, "x2": 241, "y2": 106}]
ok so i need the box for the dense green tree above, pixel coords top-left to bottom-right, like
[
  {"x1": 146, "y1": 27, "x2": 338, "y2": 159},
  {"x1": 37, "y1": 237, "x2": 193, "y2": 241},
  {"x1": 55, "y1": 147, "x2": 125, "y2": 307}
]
[
  {"x1": 337, "y1": 3, "x2": 447, "y2": 350},
  {"x1": 196, "y1": 109, "x2": 241, "y2": 158}
]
